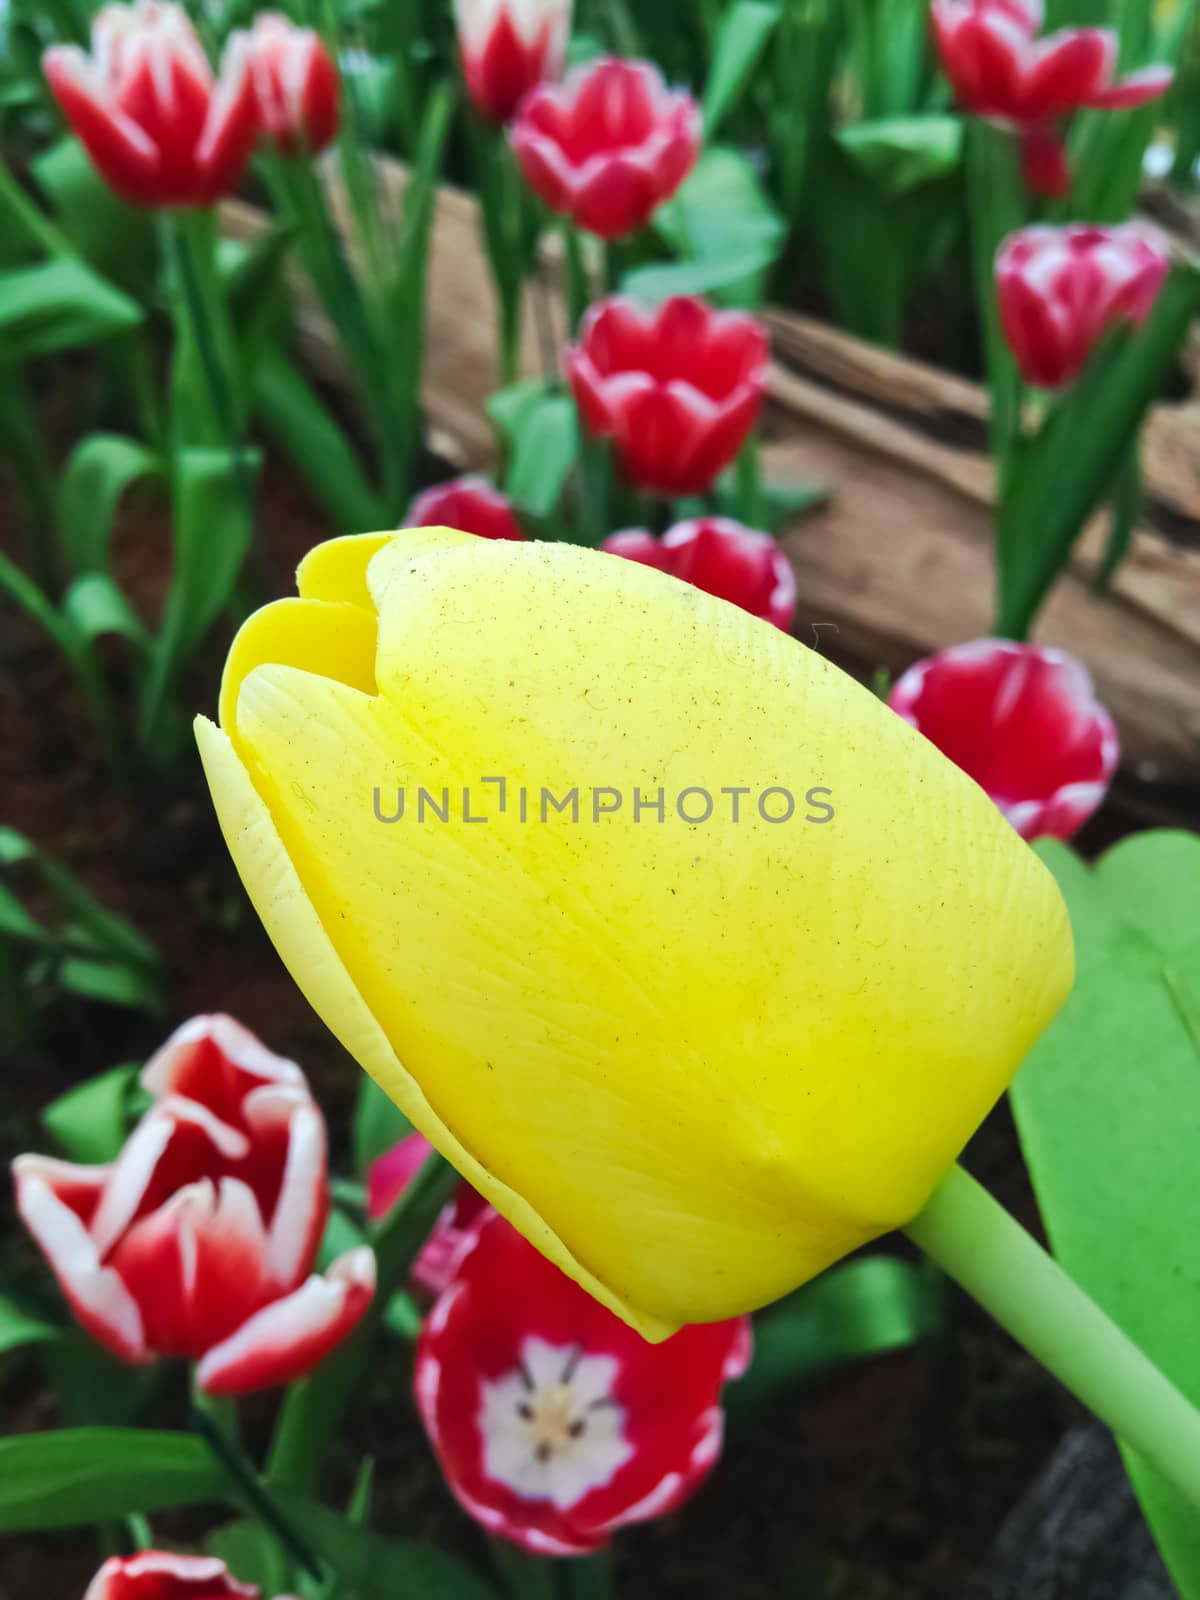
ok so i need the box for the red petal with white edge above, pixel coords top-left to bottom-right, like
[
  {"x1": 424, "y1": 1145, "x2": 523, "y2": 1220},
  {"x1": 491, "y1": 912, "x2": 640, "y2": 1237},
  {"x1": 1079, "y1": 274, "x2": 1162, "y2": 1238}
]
[
  {"x1": 13, "y1": 1161, "x2": 146, "y2": 1363},
  {"x1": 197, "y1": 1247, "x2": 376, "y2": 1395},
  {"x1": 108, "y1": 1178, "x2": 270, "y2": 1358},
  {"x1": 414, "y1": 1213, "x2": 748, "y2": 1554},
  {"x1": 572, "y1": 152, "x2": 660, "y2": 238},
  {"x1": 85, "y1": 1550, "x2": 258, "y2": 1600},
  {"x1": 1018, "y1": 30, "x2": 1115, "y2": 119},
  {"x1": 142, "y1": 1014, "x2": 306, "y2": 1120},
  {"x1": 367, "y1": 1131, "x2": 436, "y2": 1219},
  {"x1": 256, "y1": 1096, "x2": 327, "y2": 1288},
  {"x1": 42, "y1": 48, "x2": 164, "y2": 206},
  {"x1": 889, "y1": 639, "x2": 1118, "y2": 842},
  {"x1": 194, "y1": 34, "x2": 260, "y2": 204},
  {"x1": 1092, "y1": 63, "x2": 1175, "y2": 109},
  {"x1": 601, "y1": 530, "x2": 671, "y2": 569}
]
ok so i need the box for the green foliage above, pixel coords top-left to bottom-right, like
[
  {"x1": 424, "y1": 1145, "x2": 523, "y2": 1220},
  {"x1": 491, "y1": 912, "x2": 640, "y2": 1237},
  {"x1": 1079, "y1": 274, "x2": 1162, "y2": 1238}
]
[
  {"x1": 0, "y1": 1430, "x2": 227, "y2": 1531},
  {"x1": 1012, "y1": 833, "x2": 1200, "y2": 1598},
  {"x1": 646, "y1": 147, "x2": 785, "y2": 309}
]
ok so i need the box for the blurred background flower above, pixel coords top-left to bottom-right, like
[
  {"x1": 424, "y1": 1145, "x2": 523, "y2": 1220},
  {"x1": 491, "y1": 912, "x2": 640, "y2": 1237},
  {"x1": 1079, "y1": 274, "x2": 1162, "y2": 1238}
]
[{"x1": 603, "y1": 518, "x2": 796, "y2": 631}]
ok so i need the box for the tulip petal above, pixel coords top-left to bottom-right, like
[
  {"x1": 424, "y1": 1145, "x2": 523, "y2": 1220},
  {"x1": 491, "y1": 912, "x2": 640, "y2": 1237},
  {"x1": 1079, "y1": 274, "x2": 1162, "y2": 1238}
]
[
  {"x1": 193, "y1": 712, "x2": 674, "y2": 1339},
  {"x1": 1091, "y1": 63, "x2": 1174, "y2": 108},
  {"x1": 196, "y1": 1246, "x2": 375, "y2": 1393},
  {"x1": 85, "y1": 1550, "x2": 257, "y2": 1600},
  {"x1": 297, "y1": 531, "x2": 397, "y2": 608},
  {"x1": 14, "y1": 1165, "x2": 147, "y2": 1363}
]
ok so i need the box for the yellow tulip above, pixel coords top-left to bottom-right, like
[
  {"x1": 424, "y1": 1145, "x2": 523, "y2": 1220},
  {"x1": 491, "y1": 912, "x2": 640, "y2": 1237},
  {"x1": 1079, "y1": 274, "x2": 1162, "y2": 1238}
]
[{"x1": 196, "y1": 527, "x2": 1073, "y2": 1341}]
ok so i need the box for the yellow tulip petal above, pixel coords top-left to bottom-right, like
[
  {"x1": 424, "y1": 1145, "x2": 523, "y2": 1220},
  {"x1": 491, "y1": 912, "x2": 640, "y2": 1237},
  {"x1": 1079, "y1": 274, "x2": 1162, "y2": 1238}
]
[
  {"x1": 217, "y1": 598, "x2": 377, "y2": 751},
  {"x1": 193, "y1": 714, "x2": 675, "y2": 1341},
  {"x1": 296, "y1": 532, "x2": 396, "y2": 609},
  {"x1": 206, "y1": 534, "x2": 1074, "y2": 1333}
]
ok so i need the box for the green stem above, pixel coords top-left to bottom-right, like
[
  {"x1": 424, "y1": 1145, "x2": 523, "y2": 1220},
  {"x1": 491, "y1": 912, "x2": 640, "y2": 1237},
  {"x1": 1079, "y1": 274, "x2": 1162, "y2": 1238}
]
[
  {"x1": 0, "y1": 160, "x2": 75, "y2": 258},
  {"x1": 562, "y1": 223, "x2": 591, "y2": 335},
  {"x1": 166, "y1": 209, "x2": 242, "y2": 448},
  {"x1": 266, "y1": 1151, "x2": 460, "y2": 1494},
  {"x1": 907, "y1": 1165, "x2": 1200, "y2": 1514},
  {"x1": 191, "y1": 1389, "x2": 323, "y2": 1581},
  {"x1": 735, "y1": 436, "x2": 764, "y2": 527}
]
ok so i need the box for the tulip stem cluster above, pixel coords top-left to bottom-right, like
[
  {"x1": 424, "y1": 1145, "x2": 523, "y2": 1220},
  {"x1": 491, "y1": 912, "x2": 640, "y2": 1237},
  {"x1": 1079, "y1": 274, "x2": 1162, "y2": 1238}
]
[{"x1": 907, "y1": 1165, "x2": 1200, "y2": 1514}]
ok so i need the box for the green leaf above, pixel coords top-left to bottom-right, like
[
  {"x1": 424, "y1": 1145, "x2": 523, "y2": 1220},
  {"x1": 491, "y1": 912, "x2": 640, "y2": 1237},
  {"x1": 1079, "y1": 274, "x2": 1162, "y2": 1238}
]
[
  {"x1": 140, "y1": 443, "x2": 261, "y2": 748},
  {"x1": 507, "y1": 391, "x2": 579, "y2": 519},
  {"x1": 271, "y1": 1491, "x2": 501, "y2": 1600},
  {"x1": 966, "y1": 120, "x2": 1027, "y2": 473},
  {"x1": 252, "y1": 348, "x2": 385, "y2": 534},
  {"x1": 714, "y1": 471, "x2": 830, "y2": 532},
  {"x1": 58, "y1": 433, "x2": 163, "y2": 574},
  {"x1": 998, "y1": 264, "x2": 1200, "y2": 639},
  {"x1": 702, "y1": 1, "x2": 779, "y2": 138},
  {"x1": 0, "y1": 827, "x2": 161, "y2": 972},
  {"x1": 206, "y1": 1518, "x2": 297, "y2": 1597},
  {"x1": 353, "y1": 1071, "x2": 413, "y2": 1177},
  {"x1": 0, "y1": 258, "x2": 143, "y2": 357},
  {"x1": 58, "y1": 955, "x2": 164, "y2": 1011},
  {"x1": 40, "y1": 1338, "x2": 162, "y2": 1428},
  {"x1": 43, "y1": 1063, "x2": 140, "y2": 1162},
  {"x1": 0, "y1": 1292, "x2": 62, "y2": 1357},
  {"x1": 730, "y1": 1256, "x2": 946, "y2": 1415},
  {"x1": 32, "y1": 137, "x2": 154, "y2": 286},
  {"x1": 651, "y1": 147, "x2": 785, "y2": 308},
  {"x1": 1012, "y1": 833, "x2": 1200, "y2": 1599},
  {"x1": 0, "y1": 1429, "x2": 227, "y2": 1531},
  {"x1": 64, "y1": 573, "x2": 150, "y2": 652},
  {"x1": 837, "y1": 115, "x2": 963, "y2": 195}
]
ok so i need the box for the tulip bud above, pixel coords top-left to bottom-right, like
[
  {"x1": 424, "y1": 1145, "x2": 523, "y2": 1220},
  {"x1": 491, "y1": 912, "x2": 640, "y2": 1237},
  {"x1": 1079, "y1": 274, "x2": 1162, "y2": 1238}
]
[
  {"x1": 196, "y1": 529, "x2": 1072, "y2": 1339},
  {"x1": 85, "y1": 1552, "x2": 263, "y2": 1600},
  {"x1": 455, "y1": 0, "x2": 571, "y2": 125},
  {"x1": 511, "y1": 57, "x2": 700, "y2": 239},
  {"x1": 889, "y1": 639, "x2": 1119, "y2": 841},
  {"x1": 996, "y1": 223, "x2": 1169, "y2": 389},
  {"x1": 242, "y1": 13, "x2": 340, "y2": 157},
  {"x1": 604, "y1": 519, "x2": 796, "y2": 632},
  {"x1": 408, "y1": 476, "x2": 526, "y2": 541},
  {"x1": 43, "y1": 1, "x2": 258, "y2": 208},
  {"x1": 568, "y1": 296, "x2": 768, "y2": 497}
]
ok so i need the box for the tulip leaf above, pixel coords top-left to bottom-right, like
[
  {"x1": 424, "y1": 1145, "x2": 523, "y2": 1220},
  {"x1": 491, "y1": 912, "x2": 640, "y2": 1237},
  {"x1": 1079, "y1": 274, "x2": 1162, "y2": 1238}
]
[
  {"x1": 42, "y1": 1063, "x2": 143, "y2": 1163},
  {"x1": 271, "y1": 1490, "x2": 501, "y2": 1599},
  {"x1": 31, "y1": 137, "x2": 154, "y2": 287},
  {"x1": 0, "y1": 257, "x2": 143, "y2": 357},
  {"x1": 0, "y1": 1429, "x2": 228, "y2": 1530},
  {"x1": 58, "y1": 432, "x2": 163, "y2": 575},
  {"x1": 252, "y1": 348, "x2": 386, "y2": 535},
  {"x1": 702, "y1": 1, "x2": 780, "y2": 139},
  {"x1": 506, "y1": 392, "x2": 579, "y2": 520},
  {"x1": 0, "y1": 1291, "x2": 62, "y2": 1357},
  {"x1": 207, "y1": 1518, "x2": 298, "y2": 1597},
  {"x1": 64, "y1": 573, "x2": 151, "y2": 653},
  {"x1": 836, "y1": 115, "x2": 964, "y2": 195},
  {"x1": 1011, "y1": 831, "x2": 1200, "y2": 1599},
  {"x1": 729, "y1": 1256, "x2": 947, "y2": 1416},
  {"x1": 650, "y1": 147, "x2": 785, "y2": 309}
]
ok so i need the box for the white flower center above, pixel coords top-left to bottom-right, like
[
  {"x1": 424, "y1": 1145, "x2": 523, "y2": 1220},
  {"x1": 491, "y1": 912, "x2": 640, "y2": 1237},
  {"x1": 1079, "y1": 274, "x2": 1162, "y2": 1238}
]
[{"x1": 479, "y1": 1336, "x2": 634, "y2": 1509}]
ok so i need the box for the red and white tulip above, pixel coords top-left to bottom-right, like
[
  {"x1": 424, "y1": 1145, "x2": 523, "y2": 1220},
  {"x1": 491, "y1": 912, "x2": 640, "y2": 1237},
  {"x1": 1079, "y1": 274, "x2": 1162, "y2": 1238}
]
[
  {"x1": 455, "y1": 0, "x2": 572, "y2": 125},
  {"x1": 931, "y1": 0, "x2": 1173, "y2": 196},
  {"x1": 604, "y1": 519, "x2": 796, "y2": 631},
  {"x1": 567, "y1": 296, "x2": 768, "y2": 497},
  {"x1": 407, "y1": 475, "x2": 527, "y2": 541},
  {"x1": 43, "y1": 1, "x2": 259, "y2": 208},
  {"x1": 889, "y1": 639, "x2": 1119, "y2": 841},
  {"x1": 85, "y1": 1552, "x2": 271, "y2": 1600},
  {"x1": 13, "y1": 1015, "x2": 374, "y2": 1395},
  {"x1": 414, "y1": 1210, "x2": 752, "y2": 1556},
  {"x1": 996, "y1": 224, "x2": 1169, "y2": 390},
  {"x1": 241, "y1": 13, "x2": 340, "y2": 157},
  {"x1": 368, "y1": 1131, "x2": 490, "y2": 1297},
  {"x1": 511, "y1": 57, "x2": 700, "y2": 239}
]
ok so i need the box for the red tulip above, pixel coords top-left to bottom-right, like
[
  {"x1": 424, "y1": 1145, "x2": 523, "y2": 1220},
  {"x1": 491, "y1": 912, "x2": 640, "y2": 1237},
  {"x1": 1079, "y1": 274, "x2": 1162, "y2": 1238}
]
[
  {"x1": 414, "y1": 1210, "x2": 751, "y2": 1555},
  {"x1": 996, "y1": 224, "x2": 1169, "y2": 389},
  {"x1": 368, "y1": 1131, "x2": 490, "y2": 1297},
  {"x1": 241, "y1": 13, "x2": 340, "y2": 157},
  {"x1": 85, "y1": 1552, "x2": 271, "y2": 1600},
  {"x1": 567, "y1": 296, "x2": 768, "y2": 496},
  {"x1": 889, "y1": 639, "x2": 1119, "y2": 841},
  {"x1": 456, "y1": 0, "x2": 571, "y2": 125},
  {"x1": 13, "y1": 1015, "x2": 374, "y2": 1394},
  {"x1": 408, "y1": 476, "x2": 527, "y2": 541},
  {"x1": 511, "y1": 57, "x2": 700, "y2": 239},
  {"x1": 931, "y1": 0, "x2": 1173, "y2": 196},
  {"x1": 43, "y1": 2, "x2": 259, "y2": 208},
  {"x1": 604, "y1": 518, "x2": 796, "y2": 631}
]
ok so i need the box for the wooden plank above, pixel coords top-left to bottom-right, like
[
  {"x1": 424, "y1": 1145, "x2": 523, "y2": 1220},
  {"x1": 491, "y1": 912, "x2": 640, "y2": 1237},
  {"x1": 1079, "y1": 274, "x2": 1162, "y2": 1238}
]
[{"x1": 221, "y1": 155, "x2": 1200, "y2": 774}]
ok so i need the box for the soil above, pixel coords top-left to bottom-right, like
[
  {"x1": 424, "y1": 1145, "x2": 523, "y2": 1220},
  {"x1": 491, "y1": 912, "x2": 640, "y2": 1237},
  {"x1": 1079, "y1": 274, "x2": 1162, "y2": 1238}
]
[{"x1": 0, "y1": 382, "x2": 1163, "y2": 1600}]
